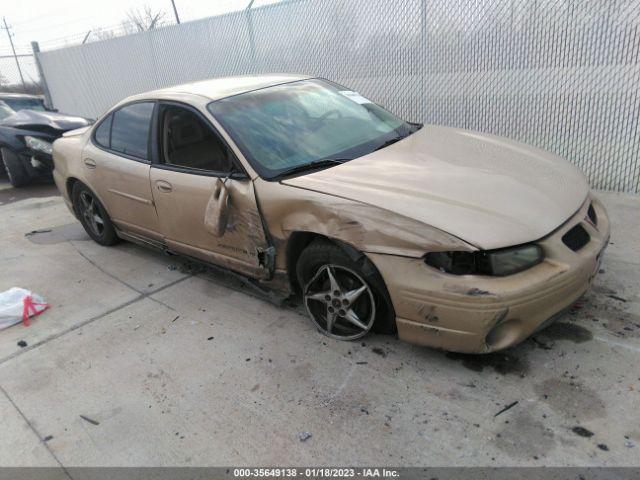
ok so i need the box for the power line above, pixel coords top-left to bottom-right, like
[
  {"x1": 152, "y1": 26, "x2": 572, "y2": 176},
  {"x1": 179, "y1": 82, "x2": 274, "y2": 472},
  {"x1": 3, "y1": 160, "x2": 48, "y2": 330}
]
[{"x1": 12, "y1": 15, "x2": 100, "y2": 35}]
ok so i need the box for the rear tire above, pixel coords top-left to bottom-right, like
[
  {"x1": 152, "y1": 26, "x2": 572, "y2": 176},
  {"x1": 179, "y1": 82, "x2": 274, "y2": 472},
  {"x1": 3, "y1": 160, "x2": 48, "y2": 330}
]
[
  {"x1": 72, "y1": 182, "x2": 118, "y2": 246},
  {"x1": 296, "y1": 240, "x2": 396, "y2": 340},
  {"x1": 1, "y1": 148, "x2": 31, "y2": 187}
]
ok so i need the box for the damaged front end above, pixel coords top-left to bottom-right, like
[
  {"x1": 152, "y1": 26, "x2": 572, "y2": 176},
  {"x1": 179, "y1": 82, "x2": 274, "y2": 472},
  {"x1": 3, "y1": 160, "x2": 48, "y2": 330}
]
[
  {"x1": 366, "y1": 197, "x2": 610, "y2": 353},
  {"x1": 0, "y1": 109, "x2": 91, "y2": 182}
]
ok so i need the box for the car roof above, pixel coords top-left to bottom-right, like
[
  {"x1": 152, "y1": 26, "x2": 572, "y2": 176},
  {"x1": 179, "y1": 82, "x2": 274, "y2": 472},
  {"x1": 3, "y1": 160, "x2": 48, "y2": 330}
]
[{"x1": 131, "y1": 74, "x2": 312, "y2": 103}]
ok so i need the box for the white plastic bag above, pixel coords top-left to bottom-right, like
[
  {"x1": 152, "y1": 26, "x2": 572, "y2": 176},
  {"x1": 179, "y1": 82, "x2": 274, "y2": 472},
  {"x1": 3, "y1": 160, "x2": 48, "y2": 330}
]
[{"x1": 0, "y1": 288, "x2": 49, "y2": 330}]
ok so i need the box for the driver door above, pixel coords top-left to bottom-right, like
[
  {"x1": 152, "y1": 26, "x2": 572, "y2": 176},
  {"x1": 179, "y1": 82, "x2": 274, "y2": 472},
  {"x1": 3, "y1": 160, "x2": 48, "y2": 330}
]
[{"x1": 149, "y1": 102, "x2": 271, "y2": 279}]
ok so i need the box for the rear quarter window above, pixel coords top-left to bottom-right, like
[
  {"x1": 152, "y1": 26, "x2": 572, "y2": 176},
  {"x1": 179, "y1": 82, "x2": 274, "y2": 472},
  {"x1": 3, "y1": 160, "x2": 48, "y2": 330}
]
[
  {"x1": 110, "y1": 102, "x2": 154, "y2": 160},
  {"x1": 94, "y1": 114, "x2": 112, "y2": 148}
]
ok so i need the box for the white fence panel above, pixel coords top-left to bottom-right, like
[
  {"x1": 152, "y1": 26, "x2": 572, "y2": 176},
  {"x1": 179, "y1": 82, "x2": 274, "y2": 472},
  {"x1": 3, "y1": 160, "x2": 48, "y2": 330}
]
[{"x1": 37, "y1": 0, "x2": 640, "y2": 192}]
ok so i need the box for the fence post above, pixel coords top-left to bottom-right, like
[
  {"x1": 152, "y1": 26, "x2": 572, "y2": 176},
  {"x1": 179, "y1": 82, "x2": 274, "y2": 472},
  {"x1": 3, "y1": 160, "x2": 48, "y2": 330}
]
[
  {"x1": 420, "y1": 0, "x2": 427, "y2": 123},
  {"x1": 245, "y1": 1, "x2": 257, "y2": 72},
  {"x1": 30, "y1": 42, "x2": 53, "y2": 109}
]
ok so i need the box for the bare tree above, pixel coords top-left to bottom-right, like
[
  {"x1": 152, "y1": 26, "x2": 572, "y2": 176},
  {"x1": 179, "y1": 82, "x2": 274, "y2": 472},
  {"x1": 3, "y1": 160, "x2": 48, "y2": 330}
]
[
  {"x1": 92, "y1": 27, "x2": 118, "y2": 41},
  {"x1": 126, "y1": 5, "x2": 167, "y2": 32}
]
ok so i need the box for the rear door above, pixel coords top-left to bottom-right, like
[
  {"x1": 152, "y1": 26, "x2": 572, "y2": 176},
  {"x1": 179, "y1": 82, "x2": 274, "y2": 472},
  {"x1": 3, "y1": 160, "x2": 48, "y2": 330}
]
[
  {"x1": 149, "y1": 101, "x2": 271, "y2": 278},
  {"x1": 82, "y1": 101, "x2": 161, "y2": 240}
]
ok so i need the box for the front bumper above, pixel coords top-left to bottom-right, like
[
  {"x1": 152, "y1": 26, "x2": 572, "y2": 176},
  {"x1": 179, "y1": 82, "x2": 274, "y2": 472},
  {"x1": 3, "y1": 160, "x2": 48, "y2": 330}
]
[
  {"x1": 17, "y1": 149, "x2": 54, "y2": 180},
  {"x1": 367, "y1": 195, "x2": 610, "y2": 353}
]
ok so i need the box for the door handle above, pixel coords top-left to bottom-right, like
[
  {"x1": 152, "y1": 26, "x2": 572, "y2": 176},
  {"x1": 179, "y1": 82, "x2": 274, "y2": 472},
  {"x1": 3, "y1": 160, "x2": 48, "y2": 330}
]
[
  {"x1": 155, "y1": 180, "x2": 172, "y2": 193},
  {"x1": 83, "y1": 158, "x2": 96, "y2": 169}
]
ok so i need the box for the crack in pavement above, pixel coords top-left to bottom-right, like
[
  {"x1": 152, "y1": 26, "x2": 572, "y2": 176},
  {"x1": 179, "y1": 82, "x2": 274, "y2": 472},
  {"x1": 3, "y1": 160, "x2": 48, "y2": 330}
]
[
  {"x1": 0, "y1": 275, "x2": 191, "y2": 367},
  {"x1": 0, "y1": 384, "x2": 73, "y2": 478},
  {"x1": 68, "y1": 240, "x2": 148, "y2": 294}
]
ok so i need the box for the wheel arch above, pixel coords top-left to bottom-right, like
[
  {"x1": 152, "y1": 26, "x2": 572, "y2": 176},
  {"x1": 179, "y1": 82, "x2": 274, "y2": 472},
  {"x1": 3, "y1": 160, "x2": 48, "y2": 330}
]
[
  {"x1": 66, "y1": 177, "x2": 79, "y2": 198},
  {"x1": 66, "y1": 177, "x2": 81, "y2": 216},
  {"x1": 285, "y1": 231, "x2": 382, "y2": 293},
  {"x1": 290, "y1": 233, "x2": 397, "y2": 335},
  {"x1": 67, "y1": 178, "x2": 112, "y2": 221}
]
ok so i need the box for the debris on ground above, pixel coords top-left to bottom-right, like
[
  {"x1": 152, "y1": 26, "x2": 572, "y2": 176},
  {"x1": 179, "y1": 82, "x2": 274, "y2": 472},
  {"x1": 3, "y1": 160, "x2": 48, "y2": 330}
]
[
  {"x1": 494, "y1": 401, "x2": 519, "y2": 417},
  {"x1": 598, "y1": 443, "x2": 610, "y2": 451},
  {"x1": 298, "y1": 431, "x2": 312, "y2": 442},
  {"x1": 572, "y1": 426, "x2": 594, "y2": 437},
  {"x1": 537, "y1": 322, "x2": 593, "y2": 343},
  {"x1": 531, "y1": 337, "x2": 553, "y2": 350},
  {"x1": 79, "y1": 415, "x2": 100, "y2": 426},
  {"x1": 17, "y1": 340, "x2": 27, "y2": 348},
  {"x1": 43, "y1": 435, "x2": 53, "y2": 442},
  {"x1": 372, "y1": 347, "x2": 386, "y2": 357},
  {"x1": 446, "y1": 352, "x2": 529, "y2": 376},
  {"x1": 607, "y1": 294, "x2": 627, "y2": 303},
  {"x1": 24, "y1": 229, "x2": 52, "y2": 237},
  {"x1": 0, "y1": 287, "x2": 49, "y2": 330}
]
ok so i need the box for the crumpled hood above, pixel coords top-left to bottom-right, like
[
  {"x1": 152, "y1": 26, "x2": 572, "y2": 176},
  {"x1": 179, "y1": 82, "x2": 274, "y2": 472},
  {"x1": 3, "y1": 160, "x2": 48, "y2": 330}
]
[
  {"x1": 0, "y1": 109, "x2": 90, "y2": 131},
  {"x1": 282, "y1": 125, "x2": 589, "y2": 250}
]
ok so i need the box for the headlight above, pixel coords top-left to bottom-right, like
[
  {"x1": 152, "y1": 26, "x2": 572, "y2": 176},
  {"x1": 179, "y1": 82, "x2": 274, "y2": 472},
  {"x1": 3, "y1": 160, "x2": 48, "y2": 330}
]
[
  {"x1": 24, "y1": 136, "x2": 53, "y2": 155},
  {"x1": 424, "y1": 244, "x2": 543, "y2": 276}
]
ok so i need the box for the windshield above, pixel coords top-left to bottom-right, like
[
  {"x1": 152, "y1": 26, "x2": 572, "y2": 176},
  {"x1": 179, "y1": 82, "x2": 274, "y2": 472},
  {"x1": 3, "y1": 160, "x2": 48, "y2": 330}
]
[
  {"x1": 0, "y1": 101, "x2": 14, "y2": 121},
  {"x1": 1, "y1": 97, "x2": 46, "y2": 115},
  {"x1": 207, "y1": 79, "x2": 419, "y2": 179}
]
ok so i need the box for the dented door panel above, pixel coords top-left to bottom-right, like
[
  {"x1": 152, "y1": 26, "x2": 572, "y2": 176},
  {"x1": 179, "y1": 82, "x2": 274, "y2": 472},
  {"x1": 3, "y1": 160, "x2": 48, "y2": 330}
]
[{"x1": 149, "y1": 167, "x2": 270, "y2": 278}]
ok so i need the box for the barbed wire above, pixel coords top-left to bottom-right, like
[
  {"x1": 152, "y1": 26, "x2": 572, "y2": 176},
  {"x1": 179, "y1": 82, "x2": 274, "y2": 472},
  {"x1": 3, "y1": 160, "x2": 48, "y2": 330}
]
[{"x1": 29, "y1": 0, "x2": 286, "y2": 51}]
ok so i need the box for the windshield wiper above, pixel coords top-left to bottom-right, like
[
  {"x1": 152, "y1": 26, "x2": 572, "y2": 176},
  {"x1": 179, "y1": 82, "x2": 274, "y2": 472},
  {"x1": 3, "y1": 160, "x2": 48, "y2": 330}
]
[
  {"x1": 274, "y1": 158, "x2": 346, "y2": 179},
  {"x1": 374, "y1": 135, "x2": 405, "y2": 152},
  {"x1": 374, "y1": 124, "x2": 422, "y2": 153}
]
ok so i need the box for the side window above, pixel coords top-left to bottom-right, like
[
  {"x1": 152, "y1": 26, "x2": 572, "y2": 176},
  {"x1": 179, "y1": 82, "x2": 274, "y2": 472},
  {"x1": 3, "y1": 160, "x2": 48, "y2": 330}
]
[
  {"x1": 110, "y1": 102, "x2": 154, "y2": 160},
  {"x1": 161, "y1": 105, "x2": 233, "y2": 173},
  {"x1": 94, "y1": 114, "x2": 112, "y2": 148}
]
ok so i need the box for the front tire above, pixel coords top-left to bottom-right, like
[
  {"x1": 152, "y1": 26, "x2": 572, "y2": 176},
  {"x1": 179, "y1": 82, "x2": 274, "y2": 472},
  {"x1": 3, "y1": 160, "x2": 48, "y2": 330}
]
[
  {"x1": 1, "y1": 148, "x2": 31, "y2": 187},
  {"x1": 72, "y1": 182, "x2": 118, "y2": 246},
  {"x1": 296, "y1": 240, "x2": 395, "y2": 340}
]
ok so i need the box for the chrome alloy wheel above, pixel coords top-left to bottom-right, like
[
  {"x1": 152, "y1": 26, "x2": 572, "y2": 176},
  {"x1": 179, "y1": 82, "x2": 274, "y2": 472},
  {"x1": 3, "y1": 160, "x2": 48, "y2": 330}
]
[
  {"x1": 79, "y1": 191, "x2": 105, "y2": 237},
  {"x1": 303, "y1": 264, "x2": 376, "y2": 340}
]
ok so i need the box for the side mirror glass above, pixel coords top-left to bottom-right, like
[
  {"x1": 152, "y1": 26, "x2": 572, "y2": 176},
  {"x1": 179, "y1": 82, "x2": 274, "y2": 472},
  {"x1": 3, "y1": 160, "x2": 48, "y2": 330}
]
[{"x1": 204, "y1": 178, "x2": 231, "y2": 237}]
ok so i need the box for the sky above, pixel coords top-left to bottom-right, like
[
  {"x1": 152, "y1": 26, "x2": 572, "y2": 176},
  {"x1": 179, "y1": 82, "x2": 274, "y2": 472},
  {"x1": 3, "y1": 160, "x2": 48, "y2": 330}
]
[{"x1": 1, "y1": 0, "x2": 281, "y2": 54}]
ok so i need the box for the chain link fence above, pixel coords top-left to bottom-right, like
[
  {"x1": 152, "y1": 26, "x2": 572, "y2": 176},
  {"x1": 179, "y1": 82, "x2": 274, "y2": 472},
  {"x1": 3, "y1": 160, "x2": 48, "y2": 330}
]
[
  {"x1": 0, "y1": 53, "x2": 42, "y2": 94},
  {"x1": 36, "y1": 0, "x2": 640, "y2": 192}
]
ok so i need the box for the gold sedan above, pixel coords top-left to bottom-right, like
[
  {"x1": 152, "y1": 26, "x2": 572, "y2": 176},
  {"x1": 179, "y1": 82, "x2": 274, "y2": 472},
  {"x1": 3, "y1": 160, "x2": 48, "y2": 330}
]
[{"x1": 52, "y1": 75, "x2": 610, "y2": 353}]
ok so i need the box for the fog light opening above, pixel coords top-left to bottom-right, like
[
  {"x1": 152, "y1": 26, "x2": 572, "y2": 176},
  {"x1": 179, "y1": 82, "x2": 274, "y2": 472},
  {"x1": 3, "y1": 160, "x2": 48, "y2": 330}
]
[{"x1": 485, "y1": 319, "x2": 522, "y2": 350}]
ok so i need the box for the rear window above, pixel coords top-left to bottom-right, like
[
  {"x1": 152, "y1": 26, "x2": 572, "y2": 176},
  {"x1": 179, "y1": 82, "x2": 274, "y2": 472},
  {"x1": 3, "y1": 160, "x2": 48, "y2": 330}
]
[{"x1": 110, "y1": 102, "x2": 154, "y2": 160}]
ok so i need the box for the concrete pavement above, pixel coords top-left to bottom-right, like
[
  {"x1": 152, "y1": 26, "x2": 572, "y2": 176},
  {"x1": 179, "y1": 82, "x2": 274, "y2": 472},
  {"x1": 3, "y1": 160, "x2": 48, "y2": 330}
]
[{"x1": 0, "y1": 179, "x2": 639, "y2": 467}]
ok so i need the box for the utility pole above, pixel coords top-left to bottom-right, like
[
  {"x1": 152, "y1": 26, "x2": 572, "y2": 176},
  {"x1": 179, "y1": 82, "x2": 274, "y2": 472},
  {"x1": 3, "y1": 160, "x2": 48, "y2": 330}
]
[
  {"x1": 170, "y1": 0, "x2": 181, "y2": 24},
  {"x1": 2, "y1": 17, "x2": 26, "y2": 90}
]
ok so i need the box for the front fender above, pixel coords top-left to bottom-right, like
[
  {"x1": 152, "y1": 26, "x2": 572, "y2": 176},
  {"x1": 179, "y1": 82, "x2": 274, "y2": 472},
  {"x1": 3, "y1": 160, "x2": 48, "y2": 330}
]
[
  {"x1": 255, "y1": 178, "x2": 475, "y2": 271},
  {"x1": 0, "y1": 127, "x2": 28, "y2": 153}
]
